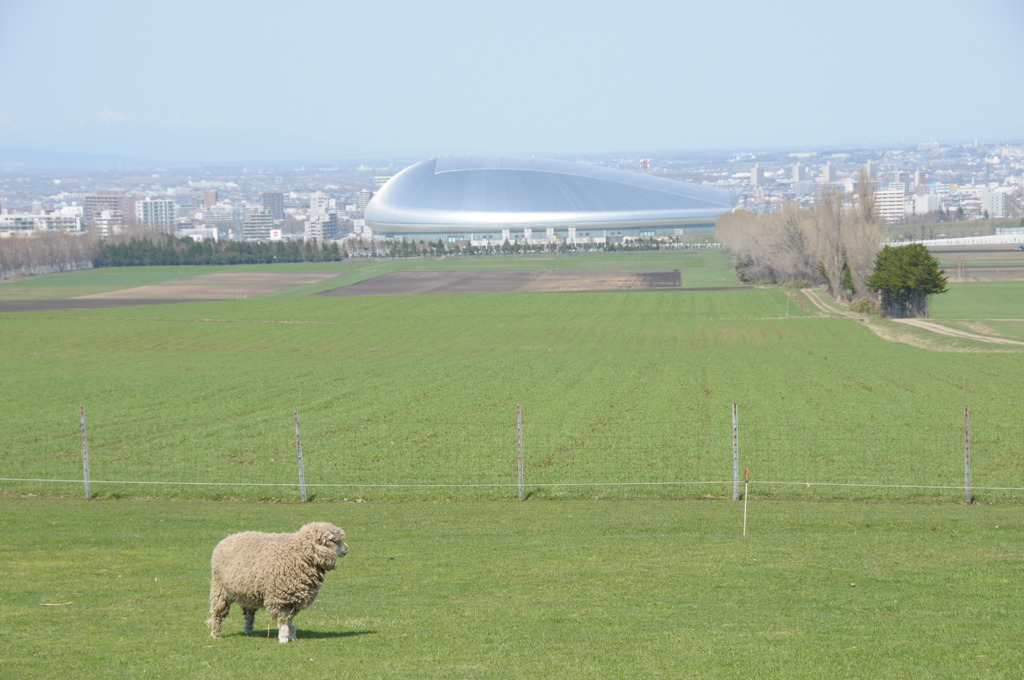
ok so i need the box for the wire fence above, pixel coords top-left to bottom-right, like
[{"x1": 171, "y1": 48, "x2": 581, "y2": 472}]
[{"x1": 2, "y1": 405, "x2": 1023, "y2": 504}]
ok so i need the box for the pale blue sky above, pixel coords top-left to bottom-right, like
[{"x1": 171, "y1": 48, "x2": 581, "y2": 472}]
[{"x1": 1, "y1": 0, "x2": 1021, "y2": 162}]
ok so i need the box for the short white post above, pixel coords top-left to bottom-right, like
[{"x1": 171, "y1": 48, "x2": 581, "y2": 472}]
[{"x1": 294, "y1": 410, "x2": 307, "y2": 502}]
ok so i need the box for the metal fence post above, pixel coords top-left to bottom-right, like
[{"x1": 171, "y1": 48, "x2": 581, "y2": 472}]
[
  {"x1": 80, "y1": 404, "x2": 91, "y2": 499},
  {"x1": 732, "y1": 403, "x2": 740, "y2": 501},
  {"x1": 517, "y1": 404, "x2": 524, "y2": 501},
  {"x1": 963, "y1": 405, "x2": 972, "y2": 504},
  {"x1": 294, "y1": 410, "x2": 307, "y2": 502}
]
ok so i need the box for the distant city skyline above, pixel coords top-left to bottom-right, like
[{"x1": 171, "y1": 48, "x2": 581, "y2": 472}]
[{"x1": 1, "y1": 0, "x2": 1022, "y2": 163}]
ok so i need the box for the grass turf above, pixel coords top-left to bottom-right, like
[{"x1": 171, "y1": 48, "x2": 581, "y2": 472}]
[
  {"x1": 1, "y1": 251, "x2": 1023, "y2": 503},
  {"x1": 1, "y1": 496, "x2": 1020, "y2": 679},
  {"x1": 3, "y1": 253, "x2": 1023, "y2": 678}
]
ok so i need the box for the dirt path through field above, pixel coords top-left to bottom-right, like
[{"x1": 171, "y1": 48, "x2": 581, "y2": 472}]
[
  {"x1": 890, "y1": 318, "x2": 1024, "y2": 346},
  {"x1": 801, "y1": 287, "x2": 1024, "y2": 350}
]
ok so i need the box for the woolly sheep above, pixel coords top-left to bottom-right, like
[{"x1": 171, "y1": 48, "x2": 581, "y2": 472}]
[{"x1": 207, "y1": 522, "x2": 348, "y2": 643}]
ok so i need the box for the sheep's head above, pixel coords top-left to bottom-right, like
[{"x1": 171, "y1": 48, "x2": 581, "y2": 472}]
[{"x1": 301, "y1": 522, "x2": 348, "y2": 571}]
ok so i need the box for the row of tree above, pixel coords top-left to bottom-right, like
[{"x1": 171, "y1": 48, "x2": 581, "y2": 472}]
[
  {"x1": 94, "y1": 236, "x2": 344, "y2": 267},
  {"x1": 0, "y1": 233, "x2": 96, "y2": 279},
  {"x1": 1, "y1": 231, "x2": 705, "y2": 279},
  {"x1": 0, "y1": 233, "x2": 353, "y2": 279},
  {"x1": 719, "y1": 171, "x2": 949, "y2": 317},
  {"x1": 718, "y1": 169, "x2": 885, "y2": 302}
]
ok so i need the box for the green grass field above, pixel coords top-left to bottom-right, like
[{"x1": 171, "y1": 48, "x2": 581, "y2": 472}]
[
  {"x1": 928, "y1": 281, "x2": 1024, "y2": 342},
  {"x1": 1, "y1": 251, "x2": 1023, "y2": 503},
  {"x1": 2, "y1": 497, "x2": 1021, "y2": 680},
  {"x1": 0, "y1": 251, "x2": 737, "y2": 300},
  {"x1": 2, "y1": 252, "x2": 1024, "y2": 678}
]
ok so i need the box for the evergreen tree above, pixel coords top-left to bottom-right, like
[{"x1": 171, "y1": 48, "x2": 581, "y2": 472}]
[{"x1": 867, "y1": 243, "x2": 948, "y2": 318}]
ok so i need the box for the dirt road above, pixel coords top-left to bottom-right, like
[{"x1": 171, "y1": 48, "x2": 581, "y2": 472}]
[{"x1": 801, "y1": 287, "x2": 1024, "y2": 349}]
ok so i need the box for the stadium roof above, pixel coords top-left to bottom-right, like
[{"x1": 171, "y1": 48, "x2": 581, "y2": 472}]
[{"x1": 365, "y1": 155, "x2": 734, "y2": 234}]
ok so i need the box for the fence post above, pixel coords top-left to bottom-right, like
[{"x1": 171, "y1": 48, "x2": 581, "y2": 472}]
[
  {"x1": 963, "y1": 405, "x2": 972, "y2": 504},
  {"x1": 732, "y1": 403, "x2": 740, "y2": 501},
  {"x1": 80, "y1": 404, "x2": 91, "y2": 499},
  {"x1": 294, "y1": 410, "x2": 307, "y2": 502},
  {"x1": 517, "y1": 404, "x2": 524, "y2": 501}
]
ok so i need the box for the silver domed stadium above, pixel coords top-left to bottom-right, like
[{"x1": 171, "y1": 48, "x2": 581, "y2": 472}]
[{"x1": 364, "y1": 155, "x2": 734, "y2": 246}]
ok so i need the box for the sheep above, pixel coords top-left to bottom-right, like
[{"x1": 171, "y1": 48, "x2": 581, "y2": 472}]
[{"x1": 207, "y1": 522, "x2": 348, "y2": 643}]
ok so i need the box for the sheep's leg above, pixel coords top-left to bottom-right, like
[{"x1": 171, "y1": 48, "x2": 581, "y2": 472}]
[
  {"x1": 207, "y1": 580, "x2": 231, "y2": 639},
  {"x1": 277, "y1": 616, "x2": 294, "y2": 644},
  {"x1": 208, "y1": 613, "x2": 224, "y2": 639},
  {"x1": 242, "y1": 608, "x2": 257, "y2": 635}
]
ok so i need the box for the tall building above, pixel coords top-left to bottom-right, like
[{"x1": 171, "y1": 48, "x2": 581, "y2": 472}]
[
  {"x1": 978, "y1": 189, "x2": 1006, "y2": 218},
  {"x1": 242, "y1": 208, "x2": 276, "y2": 241},
  {"x1": 83, "y1": 192, "x2": 133, "y2": 227},
  {"x1": 262, "y1": 191, "x2": 285, "y2": 221},
  {"x1": 305, "y1": 191, "x2": 338, "y2": 242},
  {"x1": 135, "y1": 197, "x2": 176, "y2": 231},
  {"x1": 94, "y1": 210, "x2": 124, "y2": 240},
  {"x1": 792, "y1": 162, "x2": 807, "y2": 182},
  {"x1": 358, "y1": 188, "x2": 373, "y2": 214},
  {"x1": 914, "y1": 194, "x2": 939, "y2": 216},
  {"x1": 204, "y1": 189, "x2": 218, "y2": 209},
  {"x1": 0, "y1": 210, "x2": 83, "y2": 236},
  {"x1": 751, "y1": 164, "x2": 764, "y2": 187},
  {"x1": 821, "y1": 161, "x2": 834, "y2": 184},
  {"x1": 874, "y1": 184, "x2": 907, "y2": 224},
  {"x1": 309, "y1": 191, "x2": 329, "y2": 219}
]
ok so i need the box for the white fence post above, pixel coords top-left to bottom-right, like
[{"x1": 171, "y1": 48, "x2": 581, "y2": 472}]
[
  {"x1": 963, "y1": 405, "x2": 972, "y2": 504},
  {"x1": 732, "y1": 403, "x2": 740, "y2": 501},
  {"x1": 294, "y1": 410, "x2": 307, "y2": 502},
  {"x1": 517, "y1": 404, "x2": 524, "y2": 501},
  {"x1": 80, "y1": 404, "x2": 91, "y2": 499}
]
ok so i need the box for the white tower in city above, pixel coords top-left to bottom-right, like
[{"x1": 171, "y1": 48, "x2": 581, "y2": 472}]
[{"x1": 305, "y1": 191, "x2": 338, "y2": 242}]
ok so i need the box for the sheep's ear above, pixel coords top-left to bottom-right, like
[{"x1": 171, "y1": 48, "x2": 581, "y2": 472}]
[
  {"x1": 312, "y1": 541, "x2": 338, "y2": 569},
  {"x1": 319, "y1": 525, "x2": 343, "y2": 547},
  {"x1": 316, "y1": 525, "x2": 339, "y2": 546},
  {"x1": 314, "y1": 544, "x2": 336, "y2": 567}
]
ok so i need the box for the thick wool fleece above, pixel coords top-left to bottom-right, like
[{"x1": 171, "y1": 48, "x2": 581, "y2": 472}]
[{"x1": 208, "y1": 522, "x2": 346, "y2": 643}]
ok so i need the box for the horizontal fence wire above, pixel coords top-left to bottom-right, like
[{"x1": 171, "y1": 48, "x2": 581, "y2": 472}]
[{"x1": 1, "y1": 408, "x2": 1023, "y2": 503}]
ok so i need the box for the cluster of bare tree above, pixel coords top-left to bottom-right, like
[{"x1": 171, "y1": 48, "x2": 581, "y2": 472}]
[
  {"x1": 718, "y1": 170, "x2": 885, "y2": 302},
  {"x1": 0, "y1": 233, "x2": 97, "y2": 279}
]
